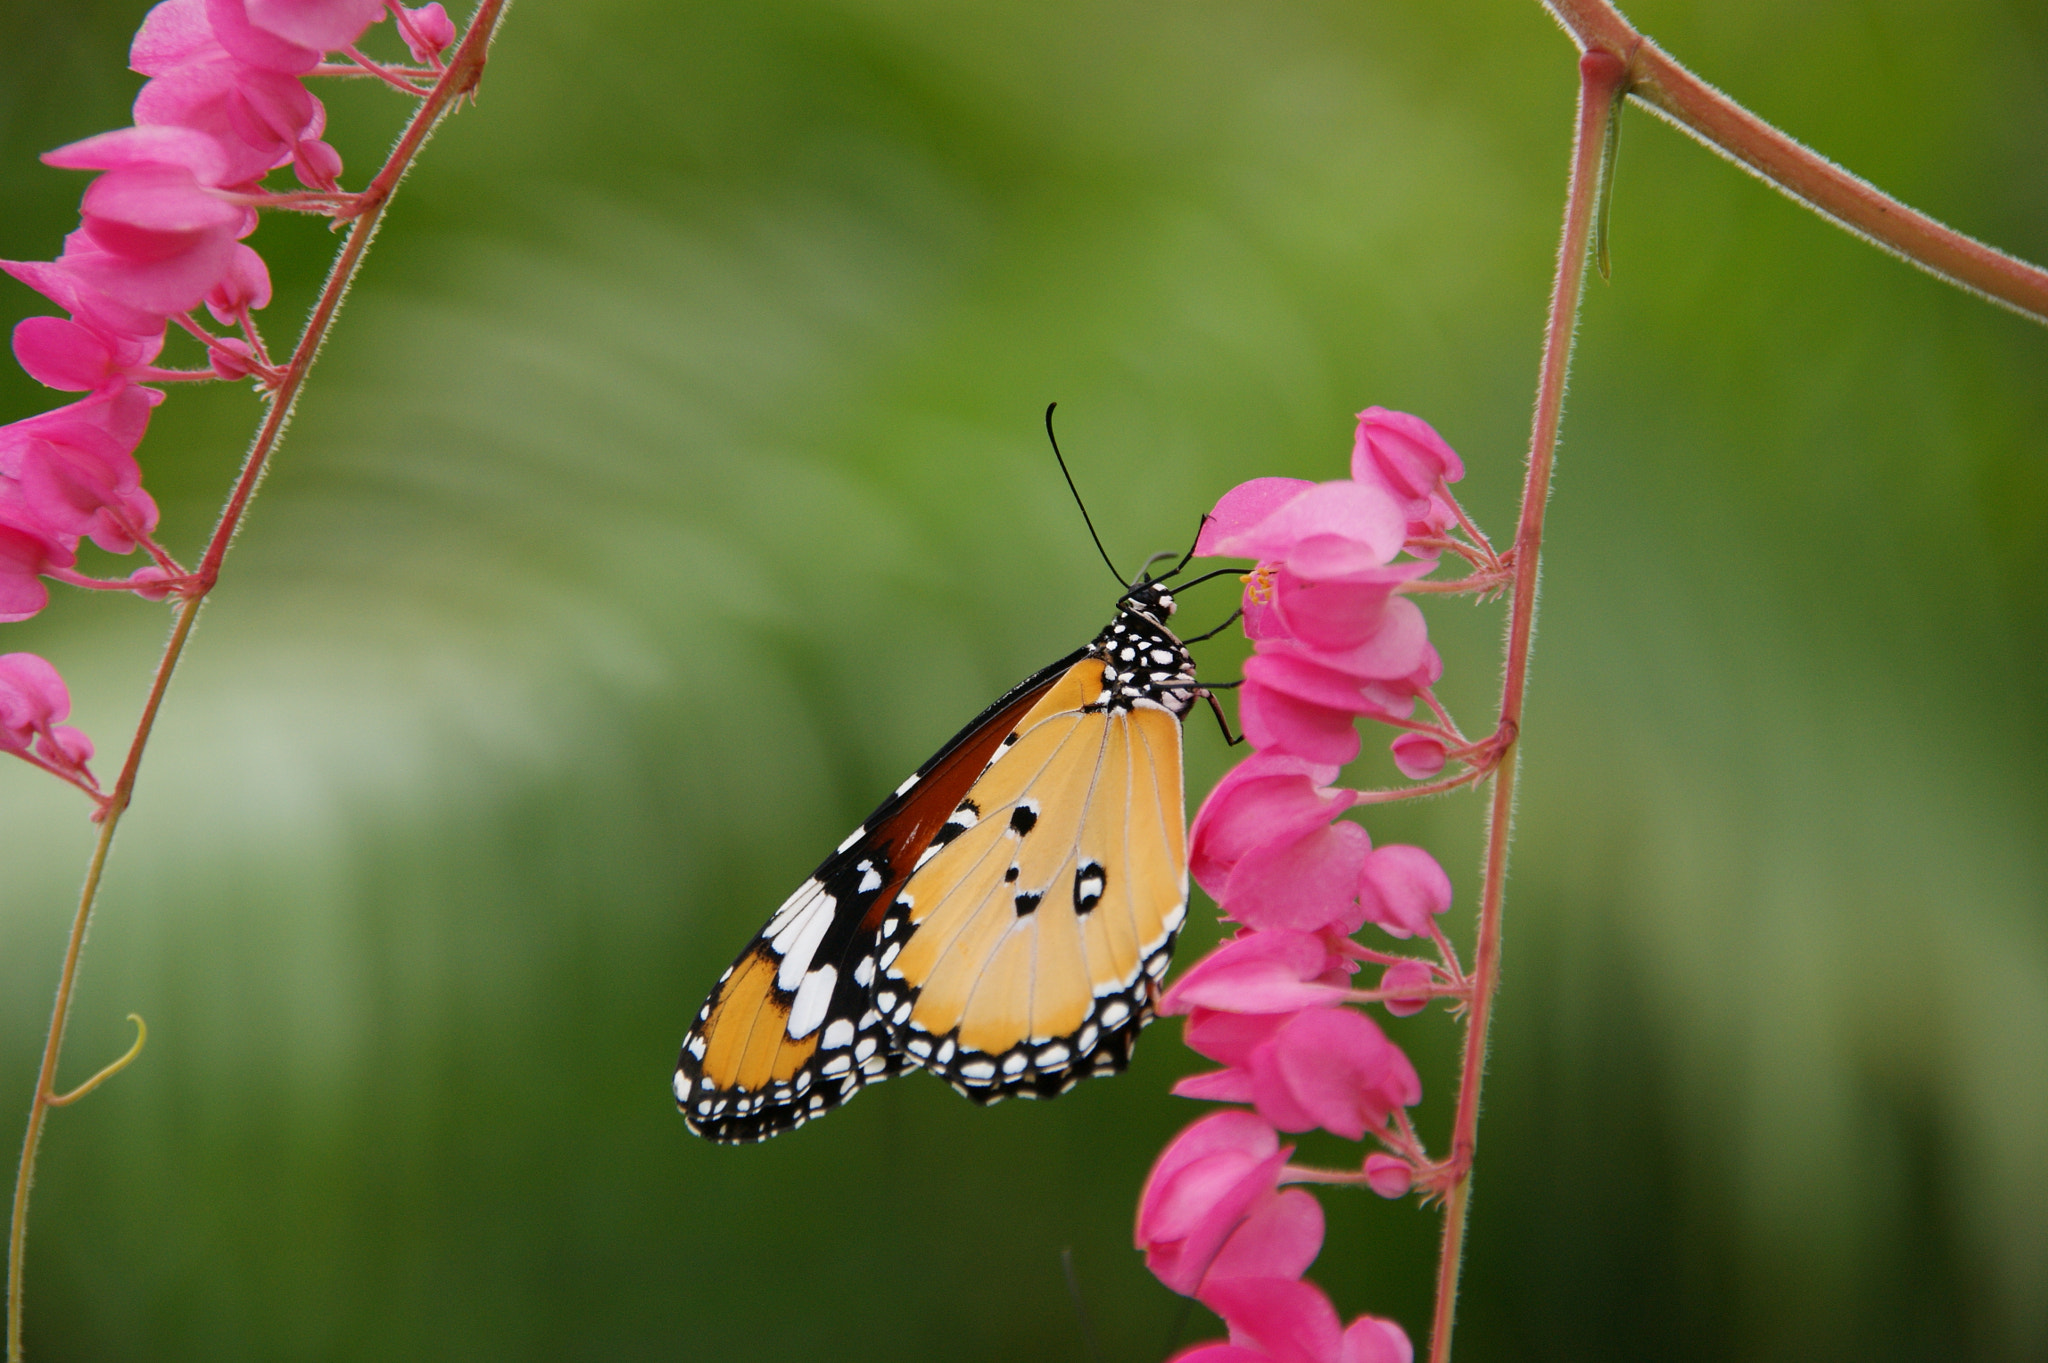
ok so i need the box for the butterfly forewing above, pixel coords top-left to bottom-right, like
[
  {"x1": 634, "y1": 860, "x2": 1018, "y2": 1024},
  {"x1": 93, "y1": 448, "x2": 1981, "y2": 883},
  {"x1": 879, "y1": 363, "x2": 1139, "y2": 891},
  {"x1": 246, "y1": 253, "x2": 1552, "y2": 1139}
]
[
  {"x1": 677, "y1": 580, "x2": 1200, "y2": 1140},
  {"x1": 675, "y1": 655, "x2": 1079, "y2": 1142}
]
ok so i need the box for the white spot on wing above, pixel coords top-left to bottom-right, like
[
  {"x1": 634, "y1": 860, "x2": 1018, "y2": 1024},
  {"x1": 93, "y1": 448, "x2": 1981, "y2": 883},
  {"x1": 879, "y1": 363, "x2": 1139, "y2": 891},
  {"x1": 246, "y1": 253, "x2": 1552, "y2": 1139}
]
[
  {"x1": 787, "y1": 965, "x2": 837, "y2": 1038},
  {"x1": 836, "y1": 826, "x2": 866, "y2": 854},
  {"x1": 774, "y1": 893, "x2": 837, "y2": 990},
  {"x1": 763, "y1": 879, "x2": 823, "y2": 940},
  {"x1": 822, "y1": 1019, "x2": 856, "y2": 1050}
]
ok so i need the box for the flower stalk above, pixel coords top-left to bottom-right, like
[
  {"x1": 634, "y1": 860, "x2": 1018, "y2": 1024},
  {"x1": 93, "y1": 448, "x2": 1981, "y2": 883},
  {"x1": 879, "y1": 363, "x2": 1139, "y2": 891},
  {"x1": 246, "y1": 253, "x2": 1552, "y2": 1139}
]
[
  {"x1": 5, "y1": 5, "x2": 508, "y2": 1359},
  {"x1": 1426, "y1": 48, "x2": 1628, "y2": 1363},
  {"x1": 1540, "y1": 0, "x2": 2048, "y2": 325}
]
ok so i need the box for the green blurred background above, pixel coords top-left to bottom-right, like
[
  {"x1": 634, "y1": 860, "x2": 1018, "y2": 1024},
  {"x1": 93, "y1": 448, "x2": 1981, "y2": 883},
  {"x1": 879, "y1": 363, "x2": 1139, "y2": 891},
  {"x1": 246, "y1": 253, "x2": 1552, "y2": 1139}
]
[{"x1": 3, "y1": 1, "x2": 2045, "y2": 1358}]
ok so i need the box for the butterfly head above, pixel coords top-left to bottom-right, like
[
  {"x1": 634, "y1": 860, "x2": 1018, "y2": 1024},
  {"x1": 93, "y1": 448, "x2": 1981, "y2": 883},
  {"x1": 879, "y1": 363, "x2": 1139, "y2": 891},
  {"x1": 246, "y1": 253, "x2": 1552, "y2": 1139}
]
[{"x1": 1092, "y1": 582, "x2": 1196, "y2": 717}]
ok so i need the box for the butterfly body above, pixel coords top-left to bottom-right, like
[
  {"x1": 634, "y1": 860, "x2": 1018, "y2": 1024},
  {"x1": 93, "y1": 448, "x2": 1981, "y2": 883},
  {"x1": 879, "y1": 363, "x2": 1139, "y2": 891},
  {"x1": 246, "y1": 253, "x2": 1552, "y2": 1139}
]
[{"x1": 677, "y1": 581, "x2": 1198, "y2": 1143}]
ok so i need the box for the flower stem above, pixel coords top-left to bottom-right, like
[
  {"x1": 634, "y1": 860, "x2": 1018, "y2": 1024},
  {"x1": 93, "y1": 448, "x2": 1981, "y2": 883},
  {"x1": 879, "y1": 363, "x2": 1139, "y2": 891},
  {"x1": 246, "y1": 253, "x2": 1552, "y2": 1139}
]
[
  {"x1": 1426, "y1": 48, "x2": 1626, "y2": 1363},
  {"x1": 1539, "y1": 0, "x2": 2048, "y2": 324},
  {"x1": 4, "y1": 6, "x2": 508, "y2": 1359}
]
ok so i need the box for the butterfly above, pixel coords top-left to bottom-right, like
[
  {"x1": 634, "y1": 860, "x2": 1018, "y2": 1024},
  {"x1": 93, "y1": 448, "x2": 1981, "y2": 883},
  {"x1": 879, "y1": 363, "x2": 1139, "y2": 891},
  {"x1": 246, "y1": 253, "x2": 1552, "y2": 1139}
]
[{"x1": 674, "y1": 561, "x2": 1225, "y2": 1143}]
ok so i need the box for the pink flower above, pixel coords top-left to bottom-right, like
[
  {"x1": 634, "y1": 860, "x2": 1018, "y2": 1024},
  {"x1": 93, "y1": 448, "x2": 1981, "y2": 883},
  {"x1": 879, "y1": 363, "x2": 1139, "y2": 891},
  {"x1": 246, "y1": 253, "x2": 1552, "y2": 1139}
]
[
  {"x1": 204, "y1": 242, "x2": 272, "y2": 323},
  {"x1": 0, "y1": 522, "x2": 72, "y2": 622},
  {"x1": 1250, "y1": 563, "x2": 1434, "y2": 654},
  {"x1": 12, "y1": 316, "x2": 166, "y2": 392},
  {"x1": 1189, "y1": 753, "x2": 1357, "y2": 897},
  {"x1": 1354, "y1": 845, "x2": 1452, "y2": 941},
  {"x1": 0, "y1": 387, "x2": 162, "y2": 555},
  {"x1": 0, "y1": 257, "x2": 169, "y2": 345},
  {"x1": 1189, "y1": 1277, "x2": 1414, "y2": 1363},
  {"x1": 1240, "y1": 647, "x2": 1428, "y2": 764},
  {"x1": 1181, "y1": 1006, "x2": 1421, "y2": 1141},
  {"x1": 134, "y1": 53, "x2": 330, "y2": 187},
  {"x1": 133, "y1": 0, "x2": 228, "y2": 73},
  {"x1": 1388, "y1": 732, "x2": 1446, "y2": 779},
  {"x1": 1200, "y1": 479, "x2": 1406, "y2": 581},
  {"x1": 394, "y1": 3, "x2": 455, "y2": 61},
  {"x1": 203, "y1": 0, "x2": 385, "y2": 74},
  {"x1": 1162, "y1": 931, "x2": 1354, "y2": 1017},
  {"x1": 1362, "y1": 1154, "x2": 1414, "y2": 1200},
  {"x1": 1352, "y1": 406, "x2": 1464, "y2": 546},
  {"x1": 1221, "y1": 819, "x2": 1373, "y2": 934},
  {"x1": 1137, "y1": 1111, "x2": 1321, "y2": 1297},
  {"x1": 0, "y1": 653, "x2": 95, "y2": 776}
]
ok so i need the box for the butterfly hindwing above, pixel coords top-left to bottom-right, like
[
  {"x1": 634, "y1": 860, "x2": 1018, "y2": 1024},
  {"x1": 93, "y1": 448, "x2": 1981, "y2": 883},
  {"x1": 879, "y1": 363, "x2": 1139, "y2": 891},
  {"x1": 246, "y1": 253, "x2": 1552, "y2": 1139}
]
[{"x1": 675, "y1": 652, "x2": 1081, "y2": 1142}]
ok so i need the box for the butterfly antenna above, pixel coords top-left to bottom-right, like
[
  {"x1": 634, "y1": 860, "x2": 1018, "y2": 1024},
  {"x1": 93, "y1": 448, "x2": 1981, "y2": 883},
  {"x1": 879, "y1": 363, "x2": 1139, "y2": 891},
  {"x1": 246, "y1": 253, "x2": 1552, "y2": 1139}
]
[{"x1": 1045, "y1": 403, "x2": 1125, "y2": 587}]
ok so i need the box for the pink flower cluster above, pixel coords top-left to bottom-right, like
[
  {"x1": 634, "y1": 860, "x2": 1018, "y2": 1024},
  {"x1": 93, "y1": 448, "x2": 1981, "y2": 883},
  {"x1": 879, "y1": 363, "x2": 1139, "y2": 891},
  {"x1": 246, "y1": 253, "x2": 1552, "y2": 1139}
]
[
  {"x1": 0, "y1": 0, "x2": 455, "y2": 801},
  {"x1": 1135, "y1": 409, "x2": 1481, "y2": 1362}
]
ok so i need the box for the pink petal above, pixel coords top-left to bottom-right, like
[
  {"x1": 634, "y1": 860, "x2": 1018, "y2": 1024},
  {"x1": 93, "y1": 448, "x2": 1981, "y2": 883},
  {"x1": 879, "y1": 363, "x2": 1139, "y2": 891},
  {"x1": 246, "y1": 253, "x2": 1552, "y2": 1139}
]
[
  {"x1": 1207, "y1": 1186, "x2": 1324, "y2": 1282},
  {"x1": 1197, "y1": 478, "x2": 1316, "y2": 557},
  {"x1": 1238, "y1": 679, "x2": 1363, "y2": 765},
  {"x1": 1188, "y1": 753, "x2": 1353, "y2": 897},
  {"x1": 292, "y1": 136, "x2": 343, "y2": 190},
  {"x1": 0, "y1": 652, "x2": 72, "y2": 739},
  {"x1": 14, "y1": 318, "x2": 116, "y2": 392},
  {"x1": 1240, "y1": 481, "x2": 1406, "y2": 569},
  {"x1": 1362, "y1": 1154, "x2": 1414, "y2": 1200},
  {"x1": 0, "y1": 539, "x2": 56, "y2": 622},
  {"x1": 60, "y1": 231, "x2": 237, "y2": 316},
  {"x1": 1388, "y1": 733, "x2": 1446, "y2": 780},
  {"x1": 1202, "y1": 1276, "x2": 1344, "y2": 1363},
  {"x1": 205, "y1": 0, "x2": 322, "y2": 72},
  {"x1": 1172, "y1": 1068, "x2": 1258, "y2": 1104},
  {"x1": 1168, "y1": 1346, "x2": 1271, "y2": 1363},
  {"x1": 1259, "y1": 1008, "x2": 1420, "y2": 1140},
  {"x1": 43, "y1": 125, "x2": 233, "y2": 183},
  {"x1": 1137, "y1": 1114, "x2": 1294, "y2": 1296},
  {"x1": 1339, "y1": 1317, "x2": 1414, "y2": 1363},
  {"x1": 244, "y1": 0, "x2": 388, "y2": 53},
  {"x1": 204, "y1": 243, "x2": 271, "y2": 322},
  {"x1": 1256, "y1": 596, "x2": 1431, "y2": 683},
  {"x1": 48, "y1": 724, "x2": 96, "y2": 768},
  {"x1": 396, "y1": 2, "x2": 456, "y2": 61},
  {"x1": 1222, "y1": 821, "x2": 1372, "y2": 934},
  {"x1": 1352, "y1": 407, "x2": 1464, "y2": 502},
  {"x1": 1138, "y1": 1111, "x2": 1280, "y2": 1241},
  {"x1": 0, "y1": 258, "x2": 168, "y2": 341},
  {"x1": 80, "y1": 165, "x2": 244, "y2": 260},
  {"x1": 1181, "y1": 1006, "x2": 1291, "y2": 1067},
  {"x1": 135, "y1": 59, "x2": 320, "y2": 184},
  {"x1": 1355, "y1": 845, "x2": 1452, "y2": 940},
  {"x1": 1179, "y1": 1002, "x2": 1286, "y2": 1064},
  {"x1": 1268, "y1": 567, "x2": 1429, "y2": 652},
  {"x1": 1161, "y1": 932, "x2": 1349, "y2": 1015},
  {"x1": 132, "y1": 0, "x2": 227, "y2": 73}
]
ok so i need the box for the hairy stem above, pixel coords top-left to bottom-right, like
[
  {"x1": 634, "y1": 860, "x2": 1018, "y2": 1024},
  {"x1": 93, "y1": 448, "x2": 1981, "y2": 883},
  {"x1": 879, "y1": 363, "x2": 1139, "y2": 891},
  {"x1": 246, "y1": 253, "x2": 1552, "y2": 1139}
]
[
  {"x1": 5, "y1": 7, "x2": 508, "y2": 1359},
  {"x1": 1428, "y1": 49, "x2": 1625, "y2": 1363},
  {"x1": 1540, "y1": 0, "x2": 2048, "y2": 324}
]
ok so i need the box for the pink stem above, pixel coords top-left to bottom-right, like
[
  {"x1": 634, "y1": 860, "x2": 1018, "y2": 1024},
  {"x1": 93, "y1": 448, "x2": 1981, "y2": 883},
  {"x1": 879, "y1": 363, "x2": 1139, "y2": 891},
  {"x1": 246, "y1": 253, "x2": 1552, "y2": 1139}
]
[
  {"x1": 1540, "y1": 0, "x2": 2048, "y2": 324},
  {"x1": 5, "y1": 7, "x2": 509, "y2": 1360},
  {"x1": 1426, "y1": 49, "x2": 1626, "y2": 1363}
]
